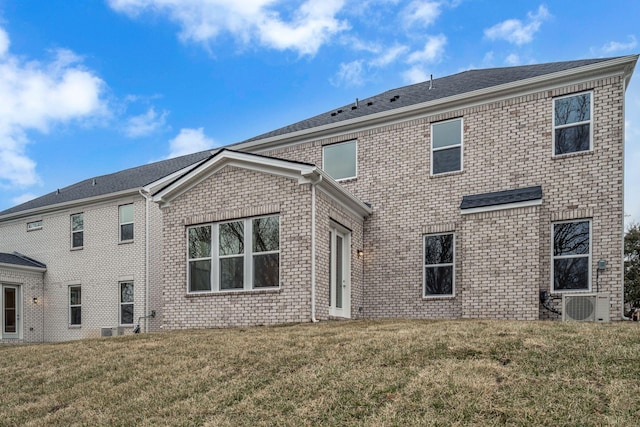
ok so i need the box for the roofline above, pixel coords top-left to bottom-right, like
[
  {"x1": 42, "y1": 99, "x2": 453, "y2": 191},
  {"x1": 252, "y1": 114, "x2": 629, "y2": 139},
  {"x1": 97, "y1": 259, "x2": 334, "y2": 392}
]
[
  {"x1": 232, "y1": 55, "x2": 639, "y2": 153},
  {"x1": 0, "y1": 262, "x2": 47, "y2": 273}
]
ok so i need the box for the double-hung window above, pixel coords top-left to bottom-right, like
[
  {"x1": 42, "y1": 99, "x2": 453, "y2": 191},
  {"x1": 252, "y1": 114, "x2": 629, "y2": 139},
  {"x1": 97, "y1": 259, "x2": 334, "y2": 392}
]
[
  {"x1": 187, "y1": 215, "x2": 280, "y2": 293},
  {"x1": 431, "y1": 118, "x2": 462, "y2": 175},
  {"x1": 119, "y1": 204, "x2": 134, "y2": 242},
  {"x1": 120, "y1": 282, "x2": 134, "y2": 325},
  {"x1": 71, "y1": 213, "x2": 84, "y2": 249},
  {"x1": 553, "y1": 92, "x2": 592, "y2": 155},
  {"x1": 423, "y1": 233, "x2": 455, "y2": 297},
  {"x1": 69, "y1": 285, "x2": 82, "y2": 326},
  {"x1": 552, "y1": 220, "x2": 591, "y2": 291},
  {"x1": 323, "y1": 141, "x2": 357, "y2": 180}
]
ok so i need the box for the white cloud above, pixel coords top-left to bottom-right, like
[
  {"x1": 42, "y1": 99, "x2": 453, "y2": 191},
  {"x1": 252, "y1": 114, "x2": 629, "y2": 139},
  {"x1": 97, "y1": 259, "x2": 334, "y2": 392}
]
[
  {"x1": 402, "y1": 1, "x2": 441, "y2": 28},
  {"x1": 484, "y1": 5, "x2": 550, "y2": 45},
  {"x1": 0, "y1": 28, "x2": 107, "y2": 188},
  {"x1": 402, "y1": 65, "x2": 428, "y2": 84},
  {"x1": 505, "y1": 53, "x2": 521, "y2": 66},
  {"x1": 11, "y1": 193, "x2": 38, "y2": 206},
  {"x1": 108, "y1": 0, "x2": 349, "y2": 56},
  {"x1": 167, "y1": 128, "x2": 215, "y2": 158},
  {"x1": 369, "y1": 44, "x2": 409, "y2": 67},
  {"x1": 407, "y1": 34, "x2": 446, "y2": 64},
  {"x1": 601, "y1": 35, "x2": 637, "y2": 54},
  {"x1": 124, "y1": 107, "x2": 168, "y2": 138},
  {"x1": 330, "y1": 60, "x2": 364, "y2": 87}
]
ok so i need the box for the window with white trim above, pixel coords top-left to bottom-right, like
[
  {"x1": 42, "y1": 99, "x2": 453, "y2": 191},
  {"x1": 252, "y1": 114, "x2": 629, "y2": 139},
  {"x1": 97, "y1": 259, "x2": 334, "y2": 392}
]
[
  {"x1": 69, "y1": 285, "x2": 82, "y2": 326},
  {"x1": 552, "y1": 220, "x2": 591, "y2": 291},
  {"x1": 431, "y1": 118, "x2": 462, "y2": 175},
  {"x1": 120, "y1": 282, "x2": 134, "y2": 325},
  {"x1": 323, "y1": 140, "x2": 357, "y2": 180},
  {"x1": 553, "y1": 92, "x2": 592, "y2": 155},
  {"x1": 423, "y1": 233, "x2": 455, "y2": 297},
  {"x1": 27, "y1": 220, "x2": 43, "y2": 231},
  {"x1": 187, "y1": 215, "x2": 280, "y2": 293},
  {"x1": 71, "y1": 213, "x2": 84, "y2": 249},
  {"x1": 119, "y1": 204, "x2": 134, "y2": 242}
]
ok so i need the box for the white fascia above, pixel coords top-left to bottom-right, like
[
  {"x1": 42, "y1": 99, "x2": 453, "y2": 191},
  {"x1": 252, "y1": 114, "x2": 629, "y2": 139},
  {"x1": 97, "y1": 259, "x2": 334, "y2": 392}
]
[{"x1": 0, "y1": 262, "x2": 47, "y2": 273}]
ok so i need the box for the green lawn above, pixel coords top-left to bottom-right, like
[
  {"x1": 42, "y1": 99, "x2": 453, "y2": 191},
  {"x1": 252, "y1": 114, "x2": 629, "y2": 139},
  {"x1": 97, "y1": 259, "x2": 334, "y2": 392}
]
[{"x1": 1, "y1": 319, "x2": 639, "y2": 426}]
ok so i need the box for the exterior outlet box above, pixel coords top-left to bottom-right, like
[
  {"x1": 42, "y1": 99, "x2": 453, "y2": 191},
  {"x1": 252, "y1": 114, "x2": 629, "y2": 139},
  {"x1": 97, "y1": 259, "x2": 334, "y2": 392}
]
[{"x1": 562, "y1": 293, "x2": 610, "y2": 322}]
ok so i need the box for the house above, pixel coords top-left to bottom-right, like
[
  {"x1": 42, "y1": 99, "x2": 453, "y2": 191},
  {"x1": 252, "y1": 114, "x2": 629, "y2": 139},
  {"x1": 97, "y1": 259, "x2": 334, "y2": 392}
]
[{"x1": 0, "y1": 55, "x2": 637, "y2": 342}]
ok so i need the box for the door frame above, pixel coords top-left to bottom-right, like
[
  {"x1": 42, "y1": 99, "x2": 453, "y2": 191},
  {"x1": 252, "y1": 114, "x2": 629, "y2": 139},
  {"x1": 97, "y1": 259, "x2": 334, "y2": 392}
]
[
  {"x1": 329, "y1": 222, "x2": 351, "y2": 318},
  {"x1": 2, "y1": 284, "x2": 22, "y2": 340}
]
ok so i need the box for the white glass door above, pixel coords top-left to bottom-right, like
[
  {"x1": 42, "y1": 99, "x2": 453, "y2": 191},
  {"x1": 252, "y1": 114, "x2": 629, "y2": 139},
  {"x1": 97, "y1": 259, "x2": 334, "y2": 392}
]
[
  {"x1": 329, "y1": 225, "x2": 351, "y2": 318},
  {"x1": 2, "y1": 285, "x2": 20, "y2": 339}
]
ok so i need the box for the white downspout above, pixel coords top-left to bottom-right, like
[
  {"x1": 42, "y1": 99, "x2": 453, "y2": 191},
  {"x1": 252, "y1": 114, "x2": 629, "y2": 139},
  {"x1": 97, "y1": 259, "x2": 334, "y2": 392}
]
[
  {"x1": 622, "y1": 74, "x2": 629, "y2": 320},
  {"x1": 139, "y1": 188, "x2": 151, "y2": 331},
  {"x1": 310, "y1": 175, "x2": 322, "y2": 322}
]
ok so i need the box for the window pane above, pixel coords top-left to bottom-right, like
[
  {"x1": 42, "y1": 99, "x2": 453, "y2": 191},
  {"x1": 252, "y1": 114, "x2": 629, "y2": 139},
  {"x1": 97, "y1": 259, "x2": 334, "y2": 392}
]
[
  {"x1": 121, "y1": 304, "x2": 134, "y2": 325},
  {"x1": 432, "y1": 119, "x2": 461, "y2": 149},
  {"x1": 121, "y1": 282, "x2": 134, "y2": 303},
  {"x1": 555, "y1": 124, "x2": 590, "y2": 154},
  {"x1": 425, "y1": 266, "x2": 453, "y2": 295},
  {"x1": 220, "y1": 257, "x2": 244, "y2": 289},
  {"x1": 323, "y1": 141, "x2": 357, "y2": 180},
  {"x1": 254, "y1": 253, "x2": 279, "y2": 288},
  {"x1": 121, "y1": 223, "x2": 134, "y2": 241},
  {"x1": 554, "y1": 257, "x2": 589, "y2": 290},
  {"x1": 554, "y1": 222, "x2": 590, "y2": 256},
  {"x1": 188, "y1": 226, "x2": 211, "y2": 259},
  {"x1": 73, "y1": 231, "x2": 83, "y2": 248},
  {"x1": 433, "y1": 147, "x2": 461, "y2": 174},
  {"x1": 72, "y1": 214, "x2": 83, "y2": 231},
  {"x1": 70, "y1": 287, "x2": 81, "y2": 305},
  {"x1": 119, "y1": 204, "x2": 134, "y2": 224},
  {"x1": 253, "y1": 216, "x2": 279, "y2": 252},
  {"x1": 424, "y1": 234, "x2": 454, "y2": 265},
  {"x1": 555, "y1": 93, "x2": 590, "y2": 126},
  {"x1": 70, "y1": 307, "x2": 82, "y2": 325},
  {"x1": 189, "y1": 260, "x2": 211, "y2": 291},
  {"x1": 219, "y1": 221, "x2": 244, "y2": 256}
]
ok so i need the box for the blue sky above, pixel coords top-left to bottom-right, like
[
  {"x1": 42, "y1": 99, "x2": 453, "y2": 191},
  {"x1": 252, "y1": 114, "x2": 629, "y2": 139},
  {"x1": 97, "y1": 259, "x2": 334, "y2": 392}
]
[{"x1": 0, "y1": 1, "x2": 638, "y2": 226}]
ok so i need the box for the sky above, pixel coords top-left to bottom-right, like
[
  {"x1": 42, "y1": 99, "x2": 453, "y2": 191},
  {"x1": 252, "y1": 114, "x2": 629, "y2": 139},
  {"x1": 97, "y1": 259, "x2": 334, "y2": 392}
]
[{"x1": 0, "y1": 0, "x2": 638, "y2": 226}]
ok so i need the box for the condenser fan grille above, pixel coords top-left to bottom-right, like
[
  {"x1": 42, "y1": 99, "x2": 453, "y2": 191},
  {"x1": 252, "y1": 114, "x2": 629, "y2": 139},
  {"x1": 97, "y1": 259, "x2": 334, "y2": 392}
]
[{"x1": 565, "y1": 296, "x2": 595, "y2": 321}]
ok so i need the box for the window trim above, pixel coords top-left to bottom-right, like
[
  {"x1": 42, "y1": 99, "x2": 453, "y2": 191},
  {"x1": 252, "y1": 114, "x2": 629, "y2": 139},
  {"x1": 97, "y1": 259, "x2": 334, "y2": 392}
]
[
  {"x1": 422, "y1": 232, "x2": 456, "y2": 298},
  {"x1": 69, "y1": 285, "x2": 82, "y2": 326},
  {"x1": 431, "y1": 117, "x2": 463, "y2": 176},
  {"x1": 186, "y1": 214, "x2": 281, "y2": 294},
  {"x1": 551, "y1": 219, "x2": 592, "y2": 293},
  {"x1": 552, "y1": 91, "x2": 593, "y2": 157},
  {"x1": 119, "y1": 204, "x2": 134, "y2": 242},
  {"x1": 119, "y1": 281, "x2": 134, "y2": 326},
  {"x1": 322, "y1": 140, "x2": 358, "y2": 181},
  {"x1": 27, "y1": 220, "x2": 43, "y2": 231},
  {"x1": 70, "y1": 213, "x2": 84, "y2": 250}
]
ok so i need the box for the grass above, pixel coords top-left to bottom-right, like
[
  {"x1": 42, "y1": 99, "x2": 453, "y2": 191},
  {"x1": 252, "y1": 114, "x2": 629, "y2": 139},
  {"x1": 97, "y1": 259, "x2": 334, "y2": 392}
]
[{"x1": 1, "y1": 319, "x2": 640, "y2": 426}]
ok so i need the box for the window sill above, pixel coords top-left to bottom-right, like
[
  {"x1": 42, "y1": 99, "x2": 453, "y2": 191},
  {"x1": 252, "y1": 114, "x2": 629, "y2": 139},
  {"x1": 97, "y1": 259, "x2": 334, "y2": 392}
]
[
  {"x1": 70, "y1": 247, "x2": 83, "y2": 251},
  {"x1": 551, "y1": 289, "x2": 592, "y2": 295},
  {"x1": 335, "y1": 177, "x2": 357, "y2": 183},
  {"x1": 68, "y1": 325, "x2": 81, "y2": 329},
  {"x1": 186, "y1": 287, "x2": 282, "y2": 297},
  {"x1": 552, "y1": 149, "x2": 593, "y2": 160},
  {"x1": 119, "y1": 240, "x2": 134, "y2": 245},
  {"x1": 430, "y1": 170, "x2": 464, "y2": 179},
  {"x1": 422, "y1": 294, "x2": 456, "y2": 300}
]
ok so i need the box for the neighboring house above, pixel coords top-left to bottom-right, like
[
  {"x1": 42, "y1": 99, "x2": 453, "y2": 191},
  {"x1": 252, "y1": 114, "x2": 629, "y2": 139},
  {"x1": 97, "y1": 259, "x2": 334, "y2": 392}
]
[{"x1": 0, "y1": 55, "x2": 637, "y2": 342}]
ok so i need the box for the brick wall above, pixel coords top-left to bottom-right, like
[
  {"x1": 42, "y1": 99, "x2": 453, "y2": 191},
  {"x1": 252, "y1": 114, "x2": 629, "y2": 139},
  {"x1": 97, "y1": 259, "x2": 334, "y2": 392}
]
[{"x1": 0, "y1": 267, "x2": 44, "y2": 343}]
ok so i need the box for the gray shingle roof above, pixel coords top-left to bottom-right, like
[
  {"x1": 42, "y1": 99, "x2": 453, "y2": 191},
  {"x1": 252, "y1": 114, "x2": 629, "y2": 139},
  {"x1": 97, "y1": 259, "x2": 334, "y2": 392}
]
[
  {"x1": 1, "y1": 57, "x2": 617, "y2": 217},
  {"x1": 0, "y1": 252, "x2": 46, "y2": 269},
  {"x1": 460, "y1": 186, "x2": 543, "y2": 210},
  {"x1": 241, "y1": 57, "x2": 613, "y2": 143},
  {"x1": 0, "y1": 150, "x2": 214, "y2": 217}
]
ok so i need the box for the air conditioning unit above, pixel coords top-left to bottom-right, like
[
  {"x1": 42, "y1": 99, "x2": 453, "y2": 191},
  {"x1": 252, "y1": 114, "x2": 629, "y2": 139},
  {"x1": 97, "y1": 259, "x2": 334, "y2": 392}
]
[
  {"x1": 101, "y1": 327, "x2": 125, "y2": 337},
  {"x1": 562, "y1": 293, "x2": 610, "y2": 322}
]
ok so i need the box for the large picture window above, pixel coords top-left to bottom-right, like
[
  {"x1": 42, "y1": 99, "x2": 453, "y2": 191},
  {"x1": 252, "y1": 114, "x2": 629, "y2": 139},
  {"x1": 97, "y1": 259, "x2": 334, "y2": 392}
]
[
  {"x1": 69, "y1": 285, "x2": 82, "y2": 326},
  {"x1": 71, "y1": 213, "x2": 84, "y2": 249},
  {"x1": 187, "y1": 215, "x2": 280, "y2": 293},
  {"x1": 553, "y1": 92, "x2": 592, "y2": 155},
  {"x1": 323, "y1": 141, "x2": 357, "y2": 180},
  {"x1": 119, "y1": 204, "x2": 134, "y2": 241},
  {"x1": 423, "y1": 233, "x2": 455, "y2": 297},
  {"x1": 431, "y1": 118, "x2": 462, "y2": 175},
  {"x1": 552, "y1": 220, "x2": 591, "y2": 291}
]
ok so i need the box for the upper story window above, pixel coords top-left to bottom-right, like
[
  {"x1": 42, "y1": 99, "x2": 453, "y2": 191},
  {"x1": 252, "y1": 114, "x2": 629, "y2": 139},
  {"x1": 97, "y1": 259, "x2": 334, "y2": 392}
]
[
  {"x1": 552, "y1": 220, "x2": 591, "y2": 292},
  {"x1": 71, "y1": 213, "x2": 84, "y2": 249},
  {"x1": 553, "y1": 92, "x2": 592, "y2": 155},
  {"x1": 323, "y1": 140, "x2": 357, "y2": 180},
  {"x1": 431, "y1": 118, "x2": 462, "y2": 175},
  {"x1": 27, "y1": 220, "x2": 43, "y2": 231},
  {"x1": 187, "y1": 215, "x2": 280, "y2": 293},
  {"x1": 119, "y1": 204, "x2": 134, "y2": 242},
  {"x1": 423, "y1": 233, "x2": 455, "y2": 297}
]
